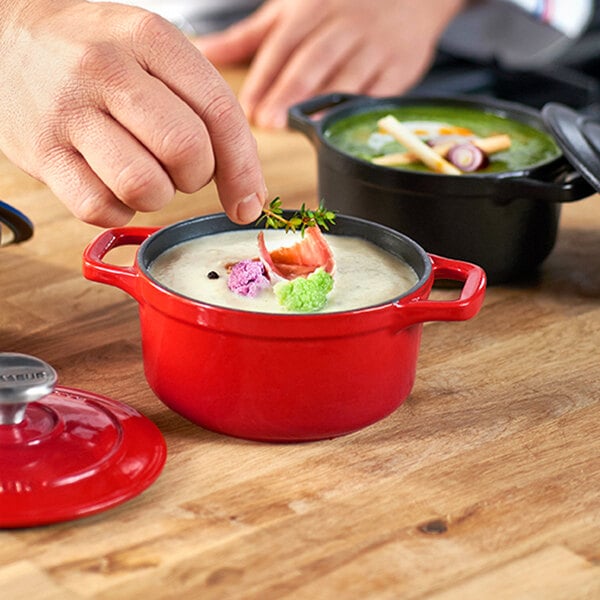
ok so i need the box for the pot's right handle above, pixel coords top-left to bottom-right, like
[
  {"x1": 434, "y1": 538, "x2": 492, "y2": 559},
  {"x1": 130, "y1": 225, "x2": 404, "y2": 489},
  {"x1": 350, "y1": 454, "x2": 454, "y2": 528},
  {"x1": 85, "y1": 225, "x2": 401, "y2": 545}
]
[
  {"x1": 397, "y1": 255, "x2": 486, "y2": 326},
  {"x1": 82, "y1": 227, "x2": 159, "y2": 301},
  {"x1": 492, "y1": 170, "x2": 593, "y2": 203},
  {"x1": 287, "y1": 93, "x2": 366, "y2": 140}
]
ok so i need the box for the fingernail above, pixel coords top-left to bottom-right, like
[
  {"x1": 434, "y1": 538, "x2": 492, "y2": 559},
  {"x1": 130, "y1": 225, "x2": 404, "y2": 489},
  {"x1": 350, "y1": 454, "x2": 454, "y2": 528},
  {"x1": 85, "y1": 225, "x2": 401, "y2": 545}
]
[
  {"x1": 270, "y1": 110, "x2": 288, "y2": 129},
  {"x1": 239, "y1": 94, "x2": 254, "y2": 119},
  {"x1": 255, "y1": 107, "x2": 287, "y2": 130},
  {"x1": 236, "y1": 192, "x2": 263, "y2": 223},
  {"x1": 240, "y1": 98, "x2": 251, "y2": 118}
]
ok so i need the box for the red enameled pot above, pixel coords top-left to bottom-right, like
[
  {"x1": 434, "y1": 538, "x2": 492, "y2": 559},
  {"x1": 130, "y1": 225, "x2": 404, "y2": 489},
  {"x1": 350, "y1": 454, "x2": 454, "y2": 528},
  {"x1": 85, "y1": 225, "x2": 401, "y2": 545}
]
[{"x1": 83, "y1": 213, "x2": 486, "y2": 442}]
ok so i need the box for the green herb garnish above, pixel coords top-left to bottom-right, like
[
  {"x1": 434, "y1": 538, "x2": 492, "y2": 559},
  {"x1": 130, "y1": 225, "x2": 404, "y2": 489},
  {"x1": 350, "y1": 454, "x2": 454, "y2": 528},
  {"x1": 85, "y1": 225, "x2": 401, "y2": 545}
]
[{"x1": 257, "y1": 197, "x2": 336, "y2": 235}]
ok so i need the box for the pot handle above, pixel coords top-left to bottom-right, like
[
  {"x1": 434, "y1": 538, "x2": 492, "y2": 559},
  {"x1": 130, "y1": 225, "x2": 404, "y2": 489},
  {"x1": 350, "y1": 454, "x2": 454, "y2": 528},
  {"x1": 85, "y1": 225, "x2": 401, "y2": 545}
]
[
  {"x1": 287, "y1": 93, "x2": 367, "y2": 140},
  {"x1": 0, "y1": 200, "x2": 34, "y2": 245},
  {"x1": 397, "y1": 255, "x2": 486, "y2": 326},
  {"x1": 491, "y1": 169, "x2": 593, "y2": 204},
  {"x1": 82, "y1": 227, "x2": 159, "y2": 301}
]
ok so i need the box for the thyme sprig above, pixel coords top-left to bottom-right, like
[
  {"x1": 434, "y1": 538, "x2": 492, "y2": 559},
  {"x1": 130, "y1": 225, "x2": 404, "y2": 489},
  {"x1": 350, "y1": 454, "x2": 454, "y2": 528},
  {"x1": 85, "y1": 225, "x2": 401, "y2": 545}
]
[{"x1": 257, "y1": 197, "x2": 336, "y2": 235}]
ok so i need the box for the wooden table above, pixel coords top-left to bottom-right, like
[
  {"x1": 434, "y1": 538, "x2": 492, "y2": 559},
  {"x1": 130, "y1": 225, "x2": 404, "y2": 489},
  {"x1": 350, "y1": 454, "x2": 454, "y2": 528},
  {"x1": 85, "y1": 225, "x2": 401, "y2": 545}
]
[{"x1": 1, "y1": 69, "x2": 600, "y2": 599}]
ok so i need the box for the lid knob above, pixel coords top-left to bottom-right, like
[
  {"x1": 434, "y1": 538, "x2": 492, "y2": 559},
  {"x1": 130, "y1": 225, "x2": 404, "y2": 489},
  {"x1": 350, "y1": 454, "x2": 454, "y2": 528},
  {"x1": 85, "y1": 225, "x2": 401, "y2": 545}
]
[{"x1": 0, "y1": 353, "x2": 57, "y2": 425}]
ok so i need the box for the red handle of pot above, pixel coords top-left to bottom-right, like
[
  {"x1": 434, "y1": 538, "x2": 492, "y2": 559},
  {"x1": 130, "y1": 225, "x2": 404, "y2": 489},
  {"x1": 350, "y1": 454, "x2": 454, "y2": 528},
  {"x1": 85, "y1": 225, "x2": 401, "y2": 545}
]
[
  {"x1": 397, "y1": 254, "x2": 486, "y2": 325},
  {"x1": 82, "y1": 227, "x2": 159, "y2": 300}
]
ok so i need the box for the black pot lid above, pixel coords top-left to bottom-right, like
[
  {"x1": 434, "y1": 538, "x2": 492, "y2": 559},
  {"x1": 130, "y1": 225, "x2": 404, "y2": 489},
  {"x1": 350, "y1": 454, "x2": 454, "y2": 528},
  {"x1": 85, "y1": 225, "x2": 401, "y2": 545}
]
[
  {"x1": 542, "y1": 102, "x2": 600, "y2": 193},
  {"x1": 0, "y1": 353, "x2": 167, "y2": 528}
]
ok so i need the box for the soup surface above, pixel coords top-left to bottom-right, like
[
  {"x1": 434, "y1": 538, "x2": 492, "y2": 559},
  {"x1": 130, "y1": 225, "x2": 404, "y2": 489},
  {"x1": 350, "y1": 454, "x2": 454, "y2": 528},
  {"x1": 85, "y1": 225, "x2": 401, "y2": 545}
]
[
  {"x1": 324, "y1": 104, "x2": 560, "y2": 173},
  {"x1": 149, "y1": 229, "x2": 419, "y2": 313}
]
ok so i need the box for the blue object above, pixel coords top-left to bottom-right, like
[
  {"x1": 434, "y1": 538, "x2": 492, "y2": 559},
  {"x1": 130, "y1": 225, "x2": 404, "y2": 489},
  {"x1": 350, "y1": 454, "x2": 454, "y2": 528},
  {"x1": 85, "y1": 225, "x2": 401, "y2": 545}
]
[{"x1": 0, "y1": 200, "x2": 34, "y2": 246}]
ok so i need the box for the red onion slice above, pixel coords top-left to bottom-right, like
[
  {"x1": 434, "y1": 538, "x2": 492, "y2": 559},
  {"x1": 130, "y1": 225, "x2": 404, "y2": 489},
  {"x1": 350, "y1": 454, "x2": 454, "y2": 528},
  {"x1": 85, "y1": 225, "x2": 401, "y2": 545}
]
[{"x1": 447, "y1": 143, "x2": 490, "y2": 172}]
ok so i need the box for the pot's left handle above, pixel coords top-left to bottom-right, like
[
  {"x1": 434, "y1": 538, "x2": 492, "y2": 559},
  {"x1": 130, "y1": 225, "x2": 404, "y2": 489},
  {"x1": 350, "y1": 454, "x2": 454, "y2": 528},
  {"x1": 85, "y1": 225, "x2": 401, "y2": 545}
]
[
  {"x1": 287, "y1": 93, "x2": 366, "y2": 140},
  {"x1": 82, "y1": 227, "x2": 159, "y2": 301},
  {"x1": 397, "y1": 255, "x2": 486, "y2": 326}
]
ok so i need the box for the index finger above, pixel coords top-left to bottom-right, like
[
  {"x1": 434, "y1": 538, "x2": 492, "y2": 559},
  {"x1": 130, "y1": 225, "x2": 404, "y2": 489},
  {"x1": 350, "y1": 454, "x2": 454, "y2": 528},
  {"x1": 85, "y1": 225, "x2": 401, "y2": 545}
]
[{"x1": 134, "y1": 14, "x2": 268, "y2": 223}]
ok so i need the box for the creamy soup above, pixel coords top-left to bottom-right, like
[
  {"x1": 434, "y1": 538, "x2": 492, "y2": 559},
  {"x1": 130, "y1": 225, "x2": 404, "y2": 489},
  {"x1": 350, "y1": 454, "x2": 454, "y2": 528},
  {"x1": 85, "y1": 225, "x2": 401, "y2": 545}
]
[{"x1": 149, "y1": 229, "x2": 419, "y2": 313}]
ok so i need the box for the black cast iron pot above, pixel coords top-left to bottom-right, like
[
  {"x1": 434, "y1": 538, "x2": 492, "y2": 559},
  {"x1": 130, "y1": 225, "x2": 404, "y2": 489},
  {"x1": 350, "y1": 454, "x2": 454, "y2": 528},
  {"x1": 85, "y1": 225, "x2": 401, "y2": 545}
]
[{"x1": 288, "y1": 94, "x2": 594, "y2": 284}]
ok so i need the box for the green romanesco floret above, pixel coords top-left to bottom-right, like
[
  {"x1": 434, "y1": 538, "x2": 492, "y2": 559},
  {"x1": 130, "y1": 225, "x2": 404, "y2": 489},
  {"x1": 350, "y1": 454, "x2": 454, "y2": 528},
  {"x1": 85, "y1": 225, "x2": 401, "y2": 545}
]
[{"x1": 274, "y1": 269, "x2": 334, "y2": 312}]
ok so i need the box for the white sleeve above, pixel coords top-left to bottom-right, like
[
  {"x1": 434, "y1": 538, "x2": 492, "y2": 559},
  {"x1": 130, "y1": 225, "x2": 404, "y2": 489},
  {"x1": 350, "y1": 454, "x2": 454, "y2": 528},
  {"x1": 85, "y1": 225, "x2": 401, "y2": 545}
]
[{"x1": 500, "y1": 0, "x2": 595, "y2": 37}]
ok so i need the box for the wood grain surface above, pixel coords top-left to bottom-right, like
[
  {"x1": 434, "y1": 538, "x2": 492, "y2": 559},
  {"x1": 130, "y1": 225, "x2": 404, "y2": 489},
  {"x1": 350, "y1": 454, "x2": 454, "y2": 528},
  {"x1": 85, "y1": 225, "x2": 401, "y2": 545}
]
[{"x1": 1, "y1": 68, "x2": 599, "y2": 599}]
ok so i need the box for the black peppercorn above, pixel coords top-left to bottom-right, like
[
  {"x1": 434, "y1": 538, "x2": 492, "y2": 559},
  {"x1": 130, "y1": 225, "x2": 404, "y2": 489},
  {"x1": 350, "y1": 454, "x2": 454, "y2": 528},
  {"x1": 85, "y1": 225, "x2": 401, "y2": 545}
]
[{"x1": 207, "y1": 271, "x2": 220, "y2": 279}]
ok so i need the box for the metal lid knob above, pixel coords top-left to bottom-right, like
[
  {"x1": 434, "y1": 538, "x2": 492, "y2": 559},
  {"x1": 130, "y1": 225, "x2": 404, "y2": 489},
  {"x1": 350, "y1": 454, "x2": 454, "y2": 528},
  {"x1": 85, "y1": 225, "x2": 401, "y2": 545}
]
[{"x1": 0, "y1": 353, "x2": 57, "y2": 425}]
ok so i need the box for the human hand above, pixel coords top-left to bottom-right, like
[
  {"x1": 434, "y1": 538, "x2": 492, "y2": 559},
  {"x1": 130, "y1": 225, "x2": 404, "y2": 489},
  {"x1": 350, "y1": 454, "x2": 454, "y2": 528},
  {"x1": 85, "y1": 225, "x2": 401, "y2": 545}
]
[
  {"x1": 194, "y1": 0, "x2": 466, "y2": 129},
  {"x1": 0, "y1": 0, "x2": 267, "y2": 226}
]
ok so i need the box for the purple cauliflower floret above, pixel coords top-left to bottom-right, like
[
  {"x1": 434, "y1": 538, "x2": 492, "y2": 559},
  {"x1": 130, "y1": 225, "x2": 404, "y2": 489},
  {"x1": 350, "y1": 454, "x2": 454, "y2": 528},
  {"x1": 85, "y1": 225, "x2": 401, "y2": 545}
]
[{"x1": 227, "y1": 260, "x2": 270, "y2": 297}]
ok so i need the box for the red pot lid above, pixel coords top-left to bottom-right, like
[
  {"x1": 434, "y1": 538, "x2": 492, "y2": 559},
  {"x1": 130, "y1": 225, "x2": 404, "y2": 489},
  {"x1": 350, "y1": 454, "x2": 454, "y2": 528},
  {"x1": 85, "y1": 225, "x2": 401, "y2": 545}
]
[
  {"x1": 542, "y1": 102, "x2": 600, "y2": 193},
  {"x1": 0, "y1": 353, "x2": 166, "y2": 528}
]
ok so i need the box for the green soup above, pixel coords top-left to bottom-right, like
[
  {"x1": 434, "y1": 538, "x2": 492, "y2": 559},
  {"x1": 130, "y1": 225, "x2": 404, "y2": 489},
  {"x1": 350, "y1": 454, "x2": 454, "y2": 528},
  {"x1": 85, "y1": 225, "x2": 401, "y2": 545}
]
[{"x1": 324, "y1": 105, "x2": 560, "y2": 174}]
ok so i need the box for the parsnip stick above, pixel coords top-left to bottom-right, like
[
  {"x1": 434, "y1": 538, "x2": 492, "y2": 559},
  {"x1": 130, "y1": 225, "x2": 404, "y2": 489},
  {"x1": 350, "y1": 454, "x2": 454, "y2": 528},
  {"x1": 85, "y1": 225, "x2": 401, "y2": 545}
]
[
  {"x1": 371, "y1": 153, "x2": 413, "y2": 166},
  {"x1": 373, "y1": 143, "x2": 454, "y2": 166},
  {"x1": 377, "y1": 115, "x2": 462, "y2": 175},
  {"x1": 372, "y1": 133, "x2": 511, "y2": 167},
  {"x1": 474, "y1": 134, "x2": 511, "y2": 154}
]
